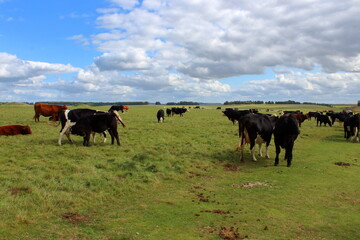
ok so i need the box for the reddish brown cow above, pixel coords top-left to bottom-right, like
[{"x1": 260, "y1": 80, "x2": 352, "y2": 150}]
[
  {"x1": 33, "y1": 103, "x2": 68, "y2": 122},
  {"x1": 292, "y1": 113, "x2": 308, "y2": 127},
  {"x1": 0, "y1": 125, "x2": 32, "y2": 136}
]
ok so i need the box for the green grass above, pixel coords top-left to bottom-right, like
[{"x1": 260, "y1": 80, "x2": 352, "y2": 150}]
[{"x1": 0, "y1": 104, "x2": 359, "y2": 239}]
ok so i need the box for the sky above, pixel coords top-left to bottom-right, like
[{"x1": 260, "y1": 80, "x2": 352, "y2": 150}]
[{"x1": 0, "y1": 0, "x2": 359, "y2": 104}]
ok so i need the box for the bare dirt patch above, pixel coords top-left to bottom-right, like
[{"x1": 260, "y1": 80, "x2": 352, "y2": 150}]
[
  {"x1": 9, "y1": 187, "x2": 32, "y2": 195},
  {"x1": 223, "y1": 163, "x2": 241, "y2": 171},
  {"x1": 219, "y1": 226, "x2": 247, "y2": 239},
  {"x1": 201, "y1": 209, "x2": 230, "y2": 214},
  {"x1": 61, "y1": 212, "x2": 91, "y2": 224},
  {"x1": 334, "y1": 162, "x2": 351, "y2": 166},
  {"x1": 232, "y1": 182, "x2": 270, "y2": 188}
]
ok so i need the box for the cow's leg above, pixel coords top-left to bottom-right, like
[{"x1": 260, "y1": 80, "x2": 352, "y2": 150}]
[
  {"x1": 285, "y1": 142, "x2": 294, "y2": 167},
  {"x1": 274, "y1": 144, "x2": 281, "y2": 166},
  {"x1": 112, "y1": 129, "x2": 120, "y2": 146},
  {"x1": 58, "y1": 122, "x2": 74, "y2": 145},
  {"x1": 238, "y1": 138, "x2": 245, "y2": 162},
  {"x1": 84, "y1": 132, "x2": 91, "y2": 146},
  {"x1": 258, "y1": 142, "x2": 263, "y2": 157},
  {"x1": 102, "y1": 132, "x2": 107, "y2": 143},
  {"x1": 250, "y1": 139, "x2": 257, "y2": 162},
  {"x1": 265, "y1": 142, "x2": 270, "y2": 159}
]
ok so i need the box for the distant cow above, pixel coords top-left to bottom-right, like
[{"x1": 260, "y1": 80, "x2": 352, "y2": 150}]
[
  {"x1": 157, "y1": 109, "x2": 165, "y2": 123},
  {"x1": 317, "y1": 115, "x2": 332, "y2": 127},
  {"x1": 307, "y1": 111, "x2": 321, "y2": 120},
  {"x1": 108, "y1": 105, "x2": 129, "y2": 113},
  {"x1": 166, "y1": 108, "x2": 172, "y2": 117},
  {"x1": 0, "y1": 125, "x2": 32, "y2": 136},
  {"x1": 237, "y1": 113, "x2": 274, "y2": 162},
  {"x1": 34, "y1": 102, "x2": 68, "y2": 122},
  {"x1": 292, "y1": 113, "x2": 308, "y2": 127},
  {"x1": 223, "y1": 109, "x2": 250, "y2": 124},
  {"x1": 344, "y1": 114, "x2": 360, "y2": 142},
  {"x1": 171, "y1": 107, "x2": 187, "y2": 116},
  {"x1": 274, "y1": 114, "x2": 300, "y2": 167},
  {"x1": 70, "y1": 111, "x2": 121, "y2": 146},
  {"x1": 58, "y1": 108, "x2": 125, "y2": 145},
  {"x1": 329, "y1": 112, "x2": 347, "y2": 125}
]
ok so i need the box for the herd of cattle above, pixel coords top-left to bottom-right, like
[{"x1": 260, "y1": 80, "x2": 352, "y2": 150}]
[
  {"x1": 222, "y1": 108, "x2": 359, "y2": 166},
  {"x1": 0, "y1": 103, "x2": 359, "y2": 167}
]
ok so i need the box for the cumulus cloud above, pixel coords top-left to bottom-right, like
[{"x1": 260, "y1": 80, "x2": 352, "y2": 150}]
[
  {"x1": 0, "y1": 52, "x2": 80, "y2": 82},
  {"x1": 88, "y1": 0, "x2": 360, "y2": 103}
]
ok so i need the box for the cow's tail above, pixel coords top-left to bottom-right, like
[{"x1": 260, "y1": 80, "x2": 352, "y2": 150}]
[{"x1": 111, "y1": 110, "x2": 126, "y2": 128}]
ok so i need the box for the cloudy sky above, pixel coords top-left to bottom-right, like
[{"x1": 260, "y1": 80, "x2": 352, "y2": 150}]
[{"x1": 0, "y1": 0, "x2": 359, "y2": 104}]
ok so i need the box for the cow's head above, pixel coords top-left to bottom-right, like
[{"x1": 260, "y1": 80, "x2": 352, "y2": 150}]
[{"x1": 21, "y1": 125, "x2": 32, "y2": 135}]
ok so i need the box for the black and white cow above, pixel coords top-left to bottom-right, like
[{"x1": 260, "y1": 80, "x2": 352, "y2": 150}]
[
  {"x1": 58, "y1": 108, "x2": 125, "y2": 145},
  {"x1": 344, "y1": 114, "x2": 360, "y2": 142},
  {"x1": 316, "y1": 115, "x2": 332, "y2": 127},
  {"x1": 274, "y1": 114, "x2": 300, "y2": 167},
  {"x1": 237, "y1": 113, "x2": 274, "y2": 162},
  {"x1": 70, "y1": 111, "x2": 121, "y2": 146},
  {"x1": 223, "y1": 109, "x2": 250, "y2": 124},
  {"x1": 157, "y1": 109, "x2": 165, "y2": 123}
]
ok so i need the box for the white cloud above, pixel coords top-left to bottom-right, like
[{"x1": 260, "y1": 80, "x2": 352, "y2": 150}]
[{"x1": 0, "y1": 52, "x2": 80, "y2": 82}]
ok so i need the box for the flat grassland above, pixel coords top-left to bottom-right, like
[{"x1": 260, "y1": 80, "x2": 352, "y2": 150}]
[{"x1": 0, "y1": 104, "x2": 359, "y2": 240}]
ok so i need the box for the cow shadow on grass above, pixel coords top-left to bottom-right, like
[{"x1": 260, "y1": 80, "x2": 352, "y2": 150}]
[{"x1": 211, "y1": 149, "x2": 276, "y2": 169}]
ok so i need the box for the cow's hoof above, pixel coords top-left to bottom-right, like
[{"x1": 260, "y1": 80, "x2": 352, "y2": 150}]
[{"x1": 274, "y1": 163, "x2": 278, "y2": 166}]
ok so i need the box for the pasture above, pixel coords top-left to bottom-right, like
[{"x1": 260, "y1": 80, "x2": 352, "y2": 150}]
[{"x1": 0, "y1": 104, "x2": 359, "y2": 239}]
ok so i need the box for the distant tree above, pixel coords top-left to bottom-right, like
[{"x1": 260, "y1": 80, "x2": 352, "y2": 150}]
[
  {"x1": 358, "y1": 100, "x2": 360, "y2": 106},
  {"x1": 155, "y1": 101, "x2": 161, "y2": 105}
]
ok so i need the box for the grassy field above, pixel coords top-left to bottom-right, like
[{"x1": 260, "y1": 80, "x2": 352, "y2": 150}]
[{"x1": 0, "y1": 104, "x2": 359, "y2": 240}]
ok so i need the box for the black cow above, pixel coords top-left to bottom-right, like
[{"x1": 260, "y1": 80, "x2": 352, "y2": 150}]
[
  {"x1": 344, "y1": 114, "x2": 360, "y2": 142},
  {"x1": 58, "y1": 108, "x2": 125, "y2": 145},
  {"x1": 70, "y1": 111, "x2": 121, "y2": 146},
  {"x1": 171, "y1": 107, "x2": 187, "y2": 116},
  {"x1": 237, "y1": 113, "x2": 274, "y2": 162},
  {"x1": 157, "y1": 109, "x2": 165, "y2": 123},
  {"x1": 223, "y1": 109, "x2": 250, "y2": 124},
  {"x1": 329, "y1": 112, "x2": 347, "y2": 125},
  {"x1": 307, "y1": 111, "x2": 321, "y2": 120},
  {"x1": 317, "y1": 115, "x2": 332, "y2": 127},
  {"x1": 274, "y1": 114, "x2": 300, "y2": 167},
  {"x1": 108, "y1": 105, "x2": 129, "y2": 113},
  {"x1": 166, "y1": 108, "x2": 172, "y2": 117}
]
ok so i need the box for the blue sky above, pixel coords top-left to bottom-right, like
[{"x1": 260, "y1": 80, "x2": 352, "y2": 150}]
[{"x1": 0, "y1": 0, "x2": 359, "y2": 103}]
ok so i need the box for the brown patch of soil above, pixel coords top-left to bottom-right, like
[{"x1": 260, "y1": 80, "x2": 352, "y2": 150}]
[
  {"x1": 223, "y1": 163, "x2": 241, "y2": 171},
  {"x1": 61, "y1": 212, "x2": 90, "y2": 224},
  {"x1": 188, "y1": 171, "x2": 203, "y2": 178},
  {"x1": 232, "y1": 182, "x2": 270, "y2": 188},
  {"x1": 9, "y1": 187, "x2": 32, "y2": 195},
  {"x1": 219, "y1": 226, "x2": 246, "y2": 240},
  {"x1": 201, "y1": 209, "x2": 230, "y2": 214},
  {"x1": 334, "y1": 162, "x2": 351, "y2": 166}
]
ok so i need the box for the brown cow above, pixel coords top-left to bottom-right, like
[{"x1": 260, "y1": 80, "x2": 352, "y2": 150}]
[
  {"x1": 0, "y1": 125, "x2": 32, "y2": 136},
  {"x1": 33, "y1": 103, "x2": 68, "y2": 122}
]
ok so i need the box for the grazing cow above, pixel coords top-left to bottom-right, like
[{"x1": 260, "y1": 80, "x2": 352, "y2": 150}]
[
  {"x1": 317, "y1": 115, "x2": 332, "y2": 127},
  {"x1": 108, "y1": 105, "x2": 129, "y2": 113},
  {"x1": 166, "y1": 108, "x2": 172, "y2": 117},
  {"x1": 157, "y1": 109, "x2": 165, "y2": 123},
  {"x1": 237, "y1": 113, "x2": 274, "y2": 162},
  {"x1": 34, "y1": 103, "x2": 68, "y2": 122},
  {"x1": 58, "y1": 108, "x2": 126, "y2": 145},
  {"x1": 70, "y1": 111, "x2": 121, "y2": 146},
  {"x1": 223, "y1": 109, "x2": 250, "y2": 124},
  {"x1": 307, "y1": 111, "x2": 321, "y2": 120},
  {"x1": 329, "y1": 112, "x2": 347, "y2": 125},
  {"x1": 292, "y1": 113, "x2": 308, "y2": 127},
  {"x1": 344, "y1": 114, "x2": 360, "y2": 142},
  {"x1": 171, "y1": 107, "x2": 188, "y2": 116},
  {"x1": 274, "y1": 114, "x2": 300, "y2": 167},
  {"x1": 0, "y1": 125, "x2": 32, "y2": 136}
]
